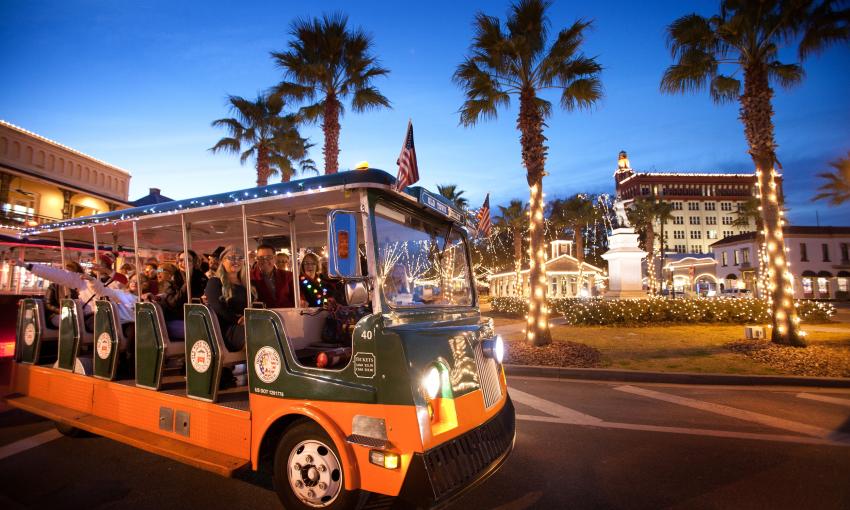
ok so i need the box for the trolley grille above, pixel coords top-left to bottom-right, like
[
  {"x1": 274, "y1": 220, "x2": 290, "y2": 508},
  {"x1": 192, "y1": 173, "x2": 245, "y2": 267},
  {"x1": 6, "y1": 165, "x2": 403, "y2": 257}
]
[
  {"x1": 422, "y1": 397, "x2": 515, "y2": 501},
  {"x1": 473, "y1": 341, "x2": 502, "y2": 409}
]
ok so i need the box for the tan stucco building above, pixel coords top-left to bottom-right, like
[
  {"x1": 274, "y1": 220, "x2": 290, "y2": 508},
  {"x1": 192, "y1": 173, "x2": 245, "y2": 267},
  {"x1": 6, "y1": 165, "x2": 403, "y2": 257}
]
[{"x1": 0, "y1": 120, "x2": 131, "y2": 229}]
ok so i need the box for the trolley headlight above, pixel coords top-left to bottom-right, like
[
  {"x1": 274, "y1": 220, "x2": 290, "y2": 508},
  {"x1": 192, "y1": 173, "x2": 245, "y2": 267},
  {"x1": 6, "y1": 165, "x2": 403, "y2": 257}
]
[
  {"x1": 422, "y1": 366, "x2": 441, "y2": 400},
  {"x1": 482, "y1": 335, "x2": 504, "y2": 364}
]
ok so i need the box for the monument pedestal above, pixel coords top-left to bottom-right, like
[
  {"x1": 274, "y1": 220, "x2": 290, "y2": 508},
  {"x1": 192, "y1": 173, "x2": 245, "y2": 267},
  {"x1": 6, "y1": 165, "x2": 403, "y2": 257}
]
[{"x1": 602, "y1": 227, "x2": 647, "y2": 299}]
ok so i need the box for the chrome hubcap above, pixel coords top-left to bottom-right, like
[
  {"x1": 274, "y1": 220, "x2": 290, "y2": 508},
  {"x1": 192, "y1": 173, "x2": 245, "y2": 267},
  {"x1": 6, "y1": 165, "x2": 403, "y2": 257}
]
[{"x1": 287, "y1": 439, "x2": 342, "y2": 507}]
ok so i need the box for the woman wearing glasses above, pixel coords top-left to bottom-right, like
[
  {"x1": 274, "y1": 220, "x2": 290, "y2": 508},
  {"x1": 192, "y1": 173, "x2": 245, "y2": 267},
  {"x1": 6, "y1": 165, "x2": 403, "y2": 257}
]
[{"x1": 204, "y1": 245, "x2": 253, "y2": 353}]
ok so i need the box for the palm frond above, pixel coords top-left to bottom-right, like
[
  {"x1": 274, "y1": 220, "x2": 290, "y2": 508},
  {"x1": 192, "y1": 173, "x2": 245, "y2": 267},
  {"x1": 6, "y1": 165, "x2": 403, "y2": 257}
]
[
  {"x1": 351, "y1": 86, "x2": 391, "y2": 112},
  {"x1": 709, "y1": 74, "x2": 741, "y2": 103},
  {"x1": 799, "y1": 0, "x2": 850, "y2": 59},
  {"x1": 767, "y1": 61, "x2": 804, "y2": 89},
  {"x1": 208, "y1": 137, "x2": 242, "y2": 155},
  {"x1": 560, "y1": 77, "x2": 602, "y2": 111}
]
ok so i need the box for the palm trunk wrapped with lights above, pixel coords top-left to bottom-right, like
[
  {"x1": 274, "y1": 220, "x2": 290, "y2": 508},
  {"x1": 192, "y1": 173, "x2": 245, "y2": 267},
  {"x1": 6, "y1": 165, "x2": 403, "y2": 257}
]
[
  {"x1": 520, "y1": 88, "x2": 551, "y2": 346},
  {"x1": 742, "y1": 65, "x2": 802, "y2": 346}
]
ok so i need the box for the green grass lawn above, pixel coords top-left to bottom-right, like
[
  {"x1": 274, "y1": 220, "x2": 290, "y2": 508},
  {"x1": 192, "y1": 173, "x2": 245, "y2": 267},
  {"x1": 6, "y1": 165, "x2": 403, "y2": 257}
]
[{"x1": 495, "y1": 319, "x2": 850, "y2": 375}]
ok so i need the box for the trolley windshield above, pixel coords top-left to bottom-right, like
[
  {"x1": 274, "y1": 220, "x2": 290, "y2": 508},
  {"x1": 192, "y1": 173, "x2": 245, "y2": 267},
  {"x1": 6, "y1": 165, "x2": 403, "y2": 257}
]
[{"x1": 374, "y1": 203, "x2": 473, "y2": 308}]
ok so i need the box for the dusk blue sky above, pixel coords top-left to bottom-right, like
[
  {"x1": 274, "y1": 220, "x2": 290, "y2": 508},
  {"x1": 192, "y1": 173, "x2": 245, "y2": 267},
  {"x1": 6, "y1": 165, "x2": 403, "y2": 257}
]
[{"x1": 2, "y1": 0, "x2": 849, "y2": 225}]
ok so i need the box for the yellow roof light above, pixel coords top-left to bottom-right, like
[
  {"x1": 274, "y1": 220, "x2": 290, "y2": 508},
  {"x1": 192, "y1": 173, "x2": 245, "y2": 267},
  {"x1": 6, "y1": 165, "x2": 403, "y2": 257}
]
[{"x1": 354, "y1": 161, "x2": 370, "y2": 170}]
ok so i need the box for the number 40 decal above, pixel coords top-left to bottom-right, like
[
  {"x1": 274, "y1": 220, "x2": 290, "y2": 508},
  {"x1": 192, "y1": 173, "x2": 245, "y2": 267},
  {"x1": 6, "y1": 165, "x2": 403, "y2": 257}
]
[{"x1": 360, "y1": 330, "x2": 374, "y2": 340}]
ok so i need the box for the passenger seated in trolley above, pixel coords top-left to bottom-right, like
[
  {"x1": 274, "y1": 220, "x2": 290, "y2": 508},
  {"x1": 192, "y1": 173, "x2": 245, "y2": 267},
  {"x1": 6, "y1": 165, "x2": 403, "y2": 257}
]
[{"x1": 204, "y1": 245, "x2": 253, "y2": 353}]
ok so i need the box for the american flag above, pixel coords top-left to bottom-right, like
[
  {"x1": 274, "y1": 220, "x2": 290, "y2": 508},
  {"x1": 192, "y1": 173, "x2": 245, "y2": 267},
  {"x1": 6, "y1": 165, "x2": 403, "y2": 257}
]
[
  {"x1": 395, "y1": 120, "x2": 419, "y2": 190},
  {"x1": 476, "y1": 193, "x2": 492, "y2": 237}
]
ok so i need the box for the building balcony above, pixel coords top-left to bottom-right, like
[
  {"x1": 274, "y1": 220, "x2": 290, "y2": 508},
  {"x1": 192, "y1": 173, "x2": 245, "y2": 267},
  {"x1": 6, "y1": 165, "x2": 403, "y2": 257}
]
[{"x1": 0, "y1": 210, "x2": 61, "y2": 230}]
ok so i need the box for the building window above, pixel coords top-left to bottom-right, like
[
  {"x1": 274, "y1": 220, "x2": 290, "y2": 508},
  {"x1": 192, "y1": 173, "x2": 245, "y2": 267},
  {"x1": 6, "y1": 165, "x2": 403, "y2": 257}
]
[
  {"x1": 704, "y1": 202, "x2": 716, "y2": 211},
  {"x1": 641, "y1": 186, "x2": 650, "y2": 195},
  {"x1": 734, "y1": 250, "x2": 740, "y2": 265},
  {"x1": 822, "y1": 243, "x2": 830, "y2": 262},
  {"x1": 721, "y1": 202, "x2": 733, "y2": 211},
  {"x1": 691, "y1": 245, "x2": 703, "y2": 253},
  {"x1": 688, "y1": 202, "x2": 700, "y2": 211},
  {"x1": 689, "y1": 217, "x2": 700, "y2": 225},
  {"x1": 722, "y1": 216, "x2": 733, "y2": 225},
  {"x1": 674, "y1": 230, "x2": 685, "y2": 239},
  {"x1": 550, "y1": 278, "x2": 558, "y2": 295},
  {"x1": 675, "y1": 244, "x2": 686, "y2": 254},
  {"x1": 800, "y1": 243, "x2": 808, "y2": 261},
  {"x1": 689, "y1": 231, "x2": 702, "y2": 239},
  {"x1": 706, "y1": 217, "x2": 717, "y2": 225},
  {"x1": 841, "y1": 243, "x2": 849, "y2": 263},
  {"x1": 722, "y1": 252, "x2": 728, "y2": 266},
  {"x1": 723, "y1": 230, "x2": 734, "y2": 238},
  {"x1": 673, "y1": 216, "x2": 684, "y2": 225},
  {"x1": 707, "y1": 230, "x2": 718, "y2": 239},
  {"x1": 742, "y1": 248, "x2": 750, "y2": 264},
  {"x1": 672, "y1": 202, "x2": 683, "y2": 211},
  {"x1": 817, "y1": 277, "x2": 829, "y2": 295},
  {"x1": 802, "y1": 277, "x2": 813, "y2": 295},
  {"x1": 838, "y1": 278, "x2": 849, "y2": 293}
]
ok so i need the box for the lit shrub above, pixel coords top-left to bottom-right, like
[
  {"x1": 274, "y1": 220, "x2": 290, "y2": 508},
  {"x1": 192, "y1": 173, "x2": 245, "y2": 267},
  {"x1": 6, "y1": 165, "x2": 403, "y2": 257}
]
[{"x1": 491, "y1": 296, "x2": 836, "y2": 326}]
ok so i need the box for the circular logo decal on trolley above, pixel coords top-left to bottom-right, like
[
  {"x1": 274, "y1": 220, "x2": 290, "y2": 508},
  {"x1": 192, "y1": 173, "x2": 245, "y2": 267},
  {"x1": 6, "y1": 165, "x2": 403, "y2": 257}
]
[
  {"x1": 254, "y1": 346, "x2": 281, "y2": 384},
  {"x1": 190, "y1": 340, "x2": 213, "y2": 374},
  {"x1": 24, "y1": 323, "x2": 36, "y2": 346},
  {"x1": 96, "y1": 332, "x2": 112, "y2": 359}
]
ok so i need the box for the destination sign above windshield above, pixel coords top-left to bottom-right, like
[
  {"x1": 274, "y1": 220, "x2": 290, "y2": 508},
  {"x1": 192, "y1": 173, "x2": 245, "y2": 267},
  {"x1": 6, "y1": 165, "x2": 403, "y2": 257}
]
[{"x1": 418, "y1": 189, "x2": 463, "y2": 223}]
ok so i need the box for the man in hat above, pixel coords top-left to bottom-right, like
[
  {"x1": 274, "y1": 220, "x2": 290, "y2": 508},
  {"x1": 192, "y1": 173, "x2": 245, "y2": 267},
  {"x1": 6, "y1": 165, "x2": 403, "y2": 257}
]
[{"x1": 206, "y1": 246, "x2": 224, "y2": 279}]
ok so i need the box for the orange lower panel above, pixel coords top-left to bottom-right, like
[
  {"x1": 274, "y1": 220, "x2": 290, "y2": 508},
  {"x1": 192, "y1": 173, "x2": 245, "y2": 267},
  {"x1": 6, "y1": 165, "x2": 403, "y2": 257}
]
[
  {"x1": 11, "y1": 364, "x2": 251, "y2": 460},
  {"x1": 249, "y1": 382, "x2": 509, "y2": 497}
]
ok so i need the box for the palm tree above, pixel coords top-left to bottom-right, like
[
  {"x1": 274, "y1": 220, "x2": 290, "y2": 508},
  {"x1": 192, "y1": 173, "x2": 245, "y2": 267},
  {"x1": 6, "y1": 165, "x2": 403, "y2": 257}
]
[
  {"x1": 628, "y1": 197, "x2": 672, "y2": 294},
  {"x1": 271, "y1": 13, "x2": 391, "y2": 174},
  {"x1": 661, "y1": 0, "x2": 849, "y2": 346},
  {"x1": 455, "y1": 0, "x2": 603, "y2": 346},
  {"x1": 494, "y1": 200, "x2": 528, "y2": 296},
  {"x1": 437, "y1": 184, "x2": 469, "y2": 209},
  {"x1": 210, "y1": 94, "x2": 313, "y2": 186},
  {"x1": 549, "y1": 194, "x2": 596, "y2": 263},
  {"x1": 814, "y1": 152, "x2": 850, "y2": 205}
]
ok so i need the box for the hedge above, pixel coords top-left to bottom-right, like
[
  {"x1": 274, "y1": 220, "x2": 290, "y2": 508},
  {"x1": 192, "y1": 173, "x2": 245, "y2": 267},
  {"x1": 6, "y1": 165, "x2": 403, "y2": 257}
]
[{"x1": 490, "y1": 296, "x2": 836, "y2": 326}]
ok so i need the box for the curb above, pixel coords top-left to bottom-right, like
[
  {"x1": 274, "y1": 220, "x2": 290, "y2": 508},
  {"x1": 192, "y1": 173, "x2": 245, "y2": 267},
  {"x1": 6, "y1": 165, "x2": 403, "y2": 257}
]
[{"x1": 504, "y1": 364, "x2": 850, "y2": 388}]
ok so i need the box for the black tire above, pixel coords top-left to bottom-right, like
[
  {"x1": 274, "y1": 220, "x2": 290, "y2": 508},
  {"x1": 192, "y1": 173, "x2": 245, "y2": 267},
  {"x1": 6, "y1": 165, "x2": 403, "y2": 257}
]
[
  {"x1": 54, "y1": 421, "x2": 89, "y2": 438},
  {"x1": 273, "y1": 421, "x2": 361, "y2": 510}
]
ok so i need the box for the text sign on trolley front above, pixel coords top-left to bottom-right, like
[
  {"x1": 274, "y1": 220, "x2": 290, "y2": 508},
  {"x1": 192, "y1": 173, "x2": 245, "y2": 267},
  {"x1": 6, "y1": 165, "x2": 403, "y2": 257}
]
[{"x1": 419, "y1": 189, "x2": 463, "y2": 223}]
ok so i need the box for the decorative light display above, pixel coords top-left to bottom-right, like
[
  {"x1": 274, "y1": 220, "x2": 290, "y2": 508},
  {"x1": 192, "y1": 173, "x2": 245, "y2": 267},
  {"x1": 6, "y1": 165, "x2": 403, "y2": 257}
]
[
  {"x1": 492, "y1": 296, "x2": 835, "y2": 326},
  {"x1": 20, "y1": 171, "x2": 394, "y2": 236},
  {"x1": 525, "y1": 183, "x2": 550, "y2": 346},
  {"x1": 753, "y1": 167, "x2": 802, "y2": 345},
  {"x1": 301, "y1": 276, "x2": 329, "y2": 306}
]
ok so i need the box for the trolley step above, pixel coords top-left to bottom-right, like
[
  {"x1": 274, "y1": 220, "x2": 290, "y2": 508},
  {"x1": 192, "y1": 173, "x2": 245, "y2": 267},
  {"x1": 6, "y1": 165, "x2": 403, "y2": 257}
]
[{"x1": 3, "y1": 394, "x2": 250, "y2": 476}]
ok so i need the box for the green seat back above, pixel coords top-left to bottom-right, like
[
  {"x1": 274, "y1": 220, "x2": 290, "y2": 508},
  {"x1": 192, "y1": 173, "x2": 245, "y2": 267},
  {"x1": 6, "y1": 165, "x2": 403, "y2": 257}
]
[
  {"x1": 135, "y1": 302, "x2": 166, "y2": 389},
  {"x1": 16, "y1": 298, "x2": 43, "y2": 364},
  {"x1": 56, "y1": 299, "x2": 81, "y2": 371},
  {"x1": 93, "y1": 300, "x2": 121, "y2": 380},
  {"x1": 184, "y1": 303, "x2": 225, "y2": 402}
]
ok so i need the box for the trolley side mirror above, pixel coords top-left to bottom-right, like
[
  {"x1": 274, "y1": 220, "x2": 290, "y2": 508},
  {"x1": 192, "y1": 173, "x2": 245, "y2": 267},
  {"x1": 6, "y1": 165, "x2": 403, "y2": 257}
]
[{"x1": 327, "y1": 211, "x2": 359, "y2": 279}]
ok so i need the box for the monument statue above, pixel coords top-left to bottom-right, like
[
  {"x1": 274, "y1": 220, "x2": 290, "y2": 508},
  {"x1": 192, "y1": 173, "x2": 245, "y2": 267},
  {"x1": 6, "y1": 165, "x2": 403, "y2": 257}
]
[{"x1": 613, "y1": 197, "x2": 631, "y2": 228}]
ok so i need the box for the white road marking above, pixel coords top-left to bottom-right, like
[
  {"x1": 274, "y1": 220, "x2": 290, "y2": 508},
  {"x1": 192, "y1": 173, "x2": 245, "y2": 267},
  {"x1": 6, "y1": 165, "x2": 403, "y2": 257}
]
[
  {"x1": 509, "y1": 388, "x2": 602, "y2": 425},
  {"x1": 516, "y1": 414, "x2": 848, "y2": 447},
  {"x1": 0, "y1": 429, "x2": 63, "y2": 461},
  {"x1": 797, "y1": 392, "x2": 850, "y2": 408},
  {"x1": 614, "y1": 385, "x2": 837, "y2": 439}
]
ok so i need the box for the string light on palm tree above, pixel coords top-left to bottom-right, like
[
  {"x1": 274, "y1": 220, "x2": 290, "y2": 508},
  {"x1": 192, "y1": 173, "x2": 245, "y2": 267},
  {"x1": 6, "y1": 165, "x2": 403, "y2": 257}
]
[
  {"x1": 455, "y1": 0, "x2": 602, "y2": 346},
  {"x1": 661, "y1": 0, "x2": 849, "y2": 346}
]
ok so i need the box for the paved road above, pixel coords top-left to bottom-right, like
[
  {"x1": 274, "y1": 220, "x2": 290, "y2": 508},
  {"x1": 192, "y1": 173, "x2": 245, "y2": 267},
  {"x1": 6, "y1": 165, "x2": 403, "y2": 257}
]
[{"x1": 2, "y1": 377, "x2": 849, "y2": 509}]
